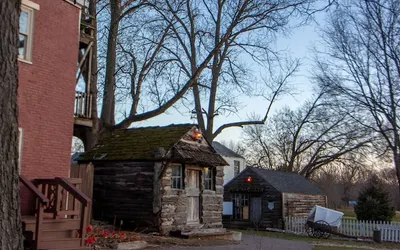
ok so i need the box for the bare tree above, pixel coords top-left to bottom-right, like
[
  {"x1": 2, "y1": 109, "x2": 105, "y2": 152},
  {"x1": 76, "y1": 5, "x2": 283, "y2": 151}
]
[
  {"x1": 315, "y1": 0, "x2": 400, "y2": 192},
  {"x1": 0, "y1": 0, "x2": 23, "y2": 249},
  {"x1": 77, "y1": 0, "x2": 337, "y2": 148},
  {"x1": 243, "y1": 91, "x2": 370, "y2": 178},
  {"x1": 152, "y1": 0, "x2": 334, "y2": 141},
  {"x1": 220, "y1": 140, "x2": 246, "y2": 156}
]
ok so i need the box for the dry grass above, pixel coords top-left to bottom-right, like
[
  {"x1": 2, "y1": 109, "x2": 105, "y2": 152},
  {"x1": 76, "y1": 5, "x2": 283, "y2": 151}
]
[{"x1": 338, "y1": 208, "x2": 400, "y2": 221}]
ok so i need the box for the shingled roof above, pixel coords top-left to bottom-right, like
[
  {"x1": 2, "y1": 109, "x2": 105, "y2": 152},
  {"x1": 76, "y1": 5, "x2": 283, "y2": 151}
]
[
  {"x1": 212, "y1": 141, "x2": 244, "y2": 159},
  {"x1": 250, "y1": 167, "x2": 324, "y2": 195},
  {"x1": 78, "y1": 124, "x2": 228, "y2": 166}
]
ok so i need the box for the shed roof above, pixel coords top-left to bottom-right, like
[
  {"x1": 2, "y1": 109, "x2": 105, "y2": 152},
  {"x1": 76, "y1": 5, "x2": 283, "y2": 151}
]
[
  {"x1": 212, "y1": 141, "x2": 244, "y2": 159},
  {"x1": 250, "y1": 167, "x2": 324, "y2": 195},
  {"x1": 78, "y1": 124, "x2": 228, "y2": 166}
]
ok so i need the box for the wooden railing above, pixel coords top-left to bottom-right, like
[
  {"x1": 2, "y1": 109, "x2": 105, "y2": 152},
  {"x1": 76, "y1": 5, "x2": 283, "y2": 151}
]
[
  {"x1": 34, "y1": 177, "x2": 91, "y2": 247},
  {"x1": 19, "y1": 176, "x2": 49, "y2": 250},
  {"x1": 80, "y1": 7, "x2": 96, "y2": 43},
  {"x1": 75, "y1": 91, "x2": 92, "y2": 119}
]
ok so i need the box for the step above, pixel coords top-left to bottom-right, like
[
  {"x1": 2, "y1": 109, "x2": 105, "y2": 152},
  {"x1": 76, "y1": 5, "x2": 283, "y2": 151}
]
[
  {"x1": 23, "y1": 217, "x2": 81, "y2": 232},
  {"x1": 39, "y1": 238, "x2": 82, "y2": 249},
  {"x1": 41, "y1": 229, "x2": 76, "y2": 239}
]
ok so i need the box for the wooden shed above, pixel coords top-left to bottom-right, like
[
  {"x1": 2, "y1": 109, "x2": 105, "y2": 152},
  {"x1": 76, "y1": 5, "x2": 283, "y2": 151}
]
[
  {"x1": 223, "y1": 167, "x2": 327, "y2": 229},
  {"x1": 78, "y1": 124, "x2": 228, "y2": 235}
]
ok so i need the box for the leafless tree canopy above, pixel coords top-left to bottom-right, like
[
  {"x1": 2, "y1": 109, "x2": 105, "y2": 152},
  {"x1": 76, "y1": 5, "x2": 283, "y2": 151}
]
[
  {"x1": 81, "y1": 0, "x2": 337, "y2": 146},
  {"x1": 243, "y1": 91, "x2": 371, "y2": 178},
  {"x1": 314, "y1": 0, "x2": 400, "y2": 189}
]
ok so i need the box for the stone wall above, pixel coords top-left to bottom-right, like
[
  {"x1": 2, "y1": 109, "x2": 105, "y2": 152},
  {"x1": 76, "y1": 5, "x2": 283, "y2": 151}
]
[
  {"x1": 283, "y1": 193, "x2": 327, "y2": 217},
  {"x1": 201, "y1": 166, "x2": 224, "y2": 229},
  {"x1": 158, "y1": 164, "x2": 224, "y2": 235}
]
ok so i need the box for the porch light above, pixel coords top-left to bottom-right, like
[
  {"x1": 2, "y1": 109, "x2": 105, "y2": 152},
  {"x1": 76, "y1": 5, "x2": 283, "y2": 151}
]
[
  {"x1": 193, "y1": 130, "x2": 202, "y2": 140},
  {"x1": 246, "y1": 176, "x2": 252, "y2": 183}
]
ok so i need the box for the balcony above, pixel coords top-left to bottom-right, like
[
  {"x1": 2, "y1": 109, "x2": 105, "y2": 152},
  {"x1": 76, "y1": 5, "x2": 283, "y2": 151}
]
[{"x1": 74, "y1": 91, "x2": 93, "y2": 127}]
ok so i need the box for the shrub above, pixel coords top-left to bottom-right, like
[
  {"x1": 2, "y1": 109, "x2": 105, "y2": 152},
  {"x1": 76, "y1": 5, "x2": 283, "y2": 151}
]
[{"x1": 354, "y1": 183, "x2": 395, "y2": 222}]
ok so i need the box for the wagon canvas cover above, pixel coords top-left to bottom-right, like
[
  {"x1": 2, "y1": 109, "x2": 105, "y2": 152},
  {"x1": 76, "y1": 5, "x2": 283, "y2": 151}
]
[{"x1": 307, "y1": 205, "x2": 344, "y2": 228}]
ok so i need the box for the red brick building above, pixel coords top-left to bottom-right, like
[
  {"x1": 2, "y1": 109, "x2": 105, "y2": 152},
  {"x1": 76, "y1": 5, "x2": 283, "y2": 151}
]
[
  {"x1": 18, "y1": 1, "x2": 94, "y2": 249},
  {"x1": 18, "y1": 0, "x2": 83, "y2": 213}
]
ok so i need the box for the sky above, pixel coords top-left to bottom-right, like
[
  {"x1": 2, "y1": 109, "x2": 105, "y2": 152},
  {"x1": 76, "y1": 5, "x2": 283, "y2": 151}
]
[
  {"x1": 75, "y1": 6, "x2": 327, "y2": 145},
  {"x1": 132, "y1": 11, "x2": 327, "y2": 144}
]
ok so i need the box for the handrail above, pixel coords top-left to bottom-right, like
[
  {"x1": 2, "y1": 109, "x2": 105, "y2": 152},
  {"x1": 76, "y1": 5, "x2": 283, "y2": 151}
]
[
  {"x1": 55, "y1": 177, "x2": 91, "y2": 206},
  {"x1": 19, "y1": 175, "x2": 49, "y2": 205}
]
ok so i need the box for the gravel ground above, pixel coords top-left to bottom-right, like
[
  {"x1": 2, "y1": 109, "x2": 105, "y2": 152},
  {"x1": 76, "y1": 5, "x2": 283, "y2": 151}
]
[{"x1": 156, "y1": 234, "x2": 314, "y2": 250}]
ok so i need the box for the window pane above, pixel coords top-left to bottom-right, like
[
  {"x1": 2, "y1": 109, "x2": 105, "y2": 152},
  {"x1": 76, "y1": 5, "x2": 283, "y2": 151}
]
[
  {"x1": 20, "y1": 11, "x2": 29, "y2": 34},
  {"x1": 19, "y1": 34, "x2": 26, "y2": 57}
]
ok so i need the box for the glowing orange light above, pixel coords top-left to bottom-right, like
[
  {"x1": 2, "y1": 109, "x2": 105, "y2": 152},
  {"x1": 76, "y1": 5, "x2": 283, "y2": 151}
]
[
  {"x1": 194, "y1": 131, "x2": 202, "y2": 139},
  {"x1": 247, "y1": 176, "x2": 252, "y2": 183}
]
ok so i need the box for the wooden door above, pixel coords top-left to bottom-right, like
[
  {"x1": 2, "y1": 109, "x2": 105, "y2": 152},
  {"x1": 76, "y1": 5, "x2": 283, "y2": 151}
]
[
  {"x1": 250, "y1": 197, "x2": 262, "y2": 226},
  {"x1": 186, "y1": 170, "x2": 200, "y2": 223}
]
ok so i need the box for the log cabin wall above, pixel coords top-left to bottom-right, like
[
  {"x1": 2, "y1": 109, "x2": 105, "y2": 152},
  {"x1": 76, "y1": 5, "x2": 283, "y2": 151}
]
[
  {"x1": 157, "y1": 164, "x2": 224, "y2": 235},
  {"x1": 92, "y1": 161, "x2": 156, "y2": 228},
  {"x1": 282, "y1": 193, "x2": 327, "y2": 217},
  {"x1": 223, "y1": 168, "x2": 282, "y2": 229}
]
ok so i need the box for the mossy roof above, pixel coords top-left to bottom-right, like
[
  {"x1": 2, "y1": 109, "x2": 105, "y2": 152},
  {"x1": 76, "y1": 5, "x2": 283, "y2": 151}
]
[{"x1": 78, "y1": 124, "x2": 196, "y2": 161}]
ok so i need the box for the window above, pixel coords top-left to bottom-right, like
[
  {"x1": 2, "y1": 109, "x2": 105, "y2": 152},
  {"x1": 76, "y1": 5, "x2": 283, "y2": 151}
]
[
  {"x1": 233, "y1": 193, "x2": 249, "y2": 220},
  {"x1": 19, "y1": 6, "x2": 34, "y2": 61},
  {"x1": 234, "y1": 160, "x2": 240, "y2": 177},
  {"x1": 204, "y1": 167, "x2": 215, "y2": 190},
  {"x1": 171, "y1": 165, "x2": 184, "y2": 189},
  {"x1": 18, "y1": 128, "x2": 24, "y2": 174}
]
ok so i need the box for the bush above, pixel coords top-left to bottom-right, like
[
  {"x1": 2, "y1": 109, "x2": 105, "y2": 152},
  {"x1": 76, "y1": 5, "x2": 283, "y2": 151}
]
[{"x1": 354, "y1": 183, "x2": 395, "y2": 221}]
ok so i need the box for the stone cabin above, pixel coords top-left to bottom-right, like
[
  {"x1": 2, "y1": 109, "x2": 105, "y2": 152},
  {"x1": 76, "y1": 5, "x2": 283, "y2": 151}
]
[
  {"x1": 223, "y1": 167, "x2": 327, "y2": 229},
  {"x1": 78, "y1": 124, "x2": 228, "y2": 235}
]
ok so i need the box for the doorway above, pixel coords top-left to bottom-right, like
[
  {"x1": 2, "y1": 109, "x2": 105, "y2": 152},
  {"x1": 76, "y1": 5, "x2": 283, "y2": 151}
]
[
  {"x1": 186, "y1": 170, "x2": 200, "y2": 223},
  {"x1": 250, "y1": 197, "x2": 262, "y2": 227}
]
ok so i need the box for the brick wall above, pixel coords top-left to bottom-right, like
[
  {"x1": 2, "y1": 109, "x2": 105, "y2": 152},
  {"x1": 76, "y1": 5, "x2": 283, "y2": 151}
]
[
  {"x1": 283, "y1": 193, "x2": 327, "y2": 217},
  {"x1": 18, "y1": 0, "x2": 80, "y2": 214}
]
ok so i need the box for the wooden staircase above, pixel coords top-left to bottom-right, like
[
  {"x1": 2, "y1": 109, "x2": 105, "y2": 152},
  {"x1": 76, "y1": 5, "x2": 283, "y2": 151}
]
[{"x1": 20, "y1": 176, "x2": 91, "y2": 250}]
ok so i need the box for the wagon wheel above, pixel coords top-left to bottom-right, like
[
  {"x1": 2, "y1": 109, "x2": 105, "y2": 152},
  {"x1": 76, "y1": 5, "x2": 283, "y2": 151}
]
[
  {"x1": 313, "y1": 220, "x2": 331, "y2": 239},
  {"x1": 305, "y1": 222, "x2": 315, "y2": 237}
]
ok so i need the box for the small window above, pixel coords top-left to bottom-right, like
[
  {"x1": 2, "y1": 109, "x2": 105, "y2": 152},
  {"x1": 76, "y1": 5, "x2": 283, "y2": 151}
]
[
  {"x1": 171, "y1": 165, "x2": 184, "y2": 189},
  {"x1": 204, "y1": 167, "x2": 215, "y2": 190},
  {"x1": 234, "y1": 160, "x2": 240, "y2": 177},
  {"x1": 233, "y1": 193, "x2": 249, "y2": 220},
  {"x1": 19, "y1": 7, "x2": 34, "y2": 61}
]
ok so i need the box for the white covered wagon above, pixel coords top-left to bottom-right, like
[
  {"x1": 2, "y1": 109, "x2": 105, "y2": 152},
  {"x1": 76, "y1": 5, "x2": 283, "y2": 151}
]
[{"x1": 305, "y1": 205, "x2": 345, "y2": 239}]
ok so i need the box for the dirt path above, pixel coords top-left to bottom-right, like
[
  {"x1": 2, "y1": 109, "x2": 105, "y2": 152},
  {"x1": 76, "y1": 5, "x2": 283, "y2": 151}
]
[{"x1": 155, "y1": 234, "x2": 313, "y2": 250}]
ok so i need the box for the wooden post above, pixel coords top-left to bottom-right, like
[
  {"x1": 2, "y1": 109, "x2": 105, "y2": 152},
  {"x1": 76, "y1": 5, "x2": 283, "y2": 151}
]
[
  {"x1": 55, "y1": 184, "x2": 62, "y2": 219},
  {"x1": 80, "y1": 206, "x2": 88, "y2": 246},
  {"x1": 35, "y1": 204, "x2": 44, "y2": 250}
]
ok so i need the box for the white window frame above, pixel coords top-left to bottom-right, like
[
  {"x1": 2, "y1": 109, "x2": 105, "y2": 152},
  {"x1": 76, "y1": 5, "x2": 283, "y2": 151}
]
[
  {"x1": 19, "y1": 1, "x2": 39, "y2": 63},
  {"x1": 204, "y1": 167, "x2": 215, "y2": 190},
  {"x1": 18, "y1": 128, "x2": 24, "y2": 174},
  {"x1": 234, "y1": 160, "x2": 240, "y2": 177}
]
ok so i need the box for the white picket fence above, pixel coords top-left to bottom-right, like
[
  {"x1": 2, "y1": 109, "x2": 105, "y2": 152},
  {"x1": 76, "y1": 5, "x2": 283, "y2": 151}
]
[{"x1": 284, "y1": 216, "x2": 400, "y2": 242}]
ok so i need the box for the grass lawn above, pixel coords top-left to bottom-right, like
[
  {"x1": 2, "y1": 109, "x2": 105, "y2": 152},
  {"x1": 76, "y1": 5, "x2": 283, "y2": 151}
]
[
  {"x1": 339, "y1": 208, "x2": 400, "y2": 221},
  {"x1": 239, "y1": 230, "x2": 400, "y2": 249}
]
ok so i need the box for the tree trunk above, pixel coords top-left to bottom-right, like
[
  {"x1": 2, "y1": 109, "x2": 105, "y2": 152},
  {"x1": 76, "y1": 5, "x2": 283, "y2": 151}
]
[
  {"x1": 394, "y1": 152, "x2": 400, "y2": 209},
  {"x1": 86, "y1": 0, "x2": 100, "y2": 150},
  {"x1": 100, "y1": 0, "x2": 121, "y2": 128},
  {"x1": 0, "y1": 1, "x2": 23, "y2": 249}
]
